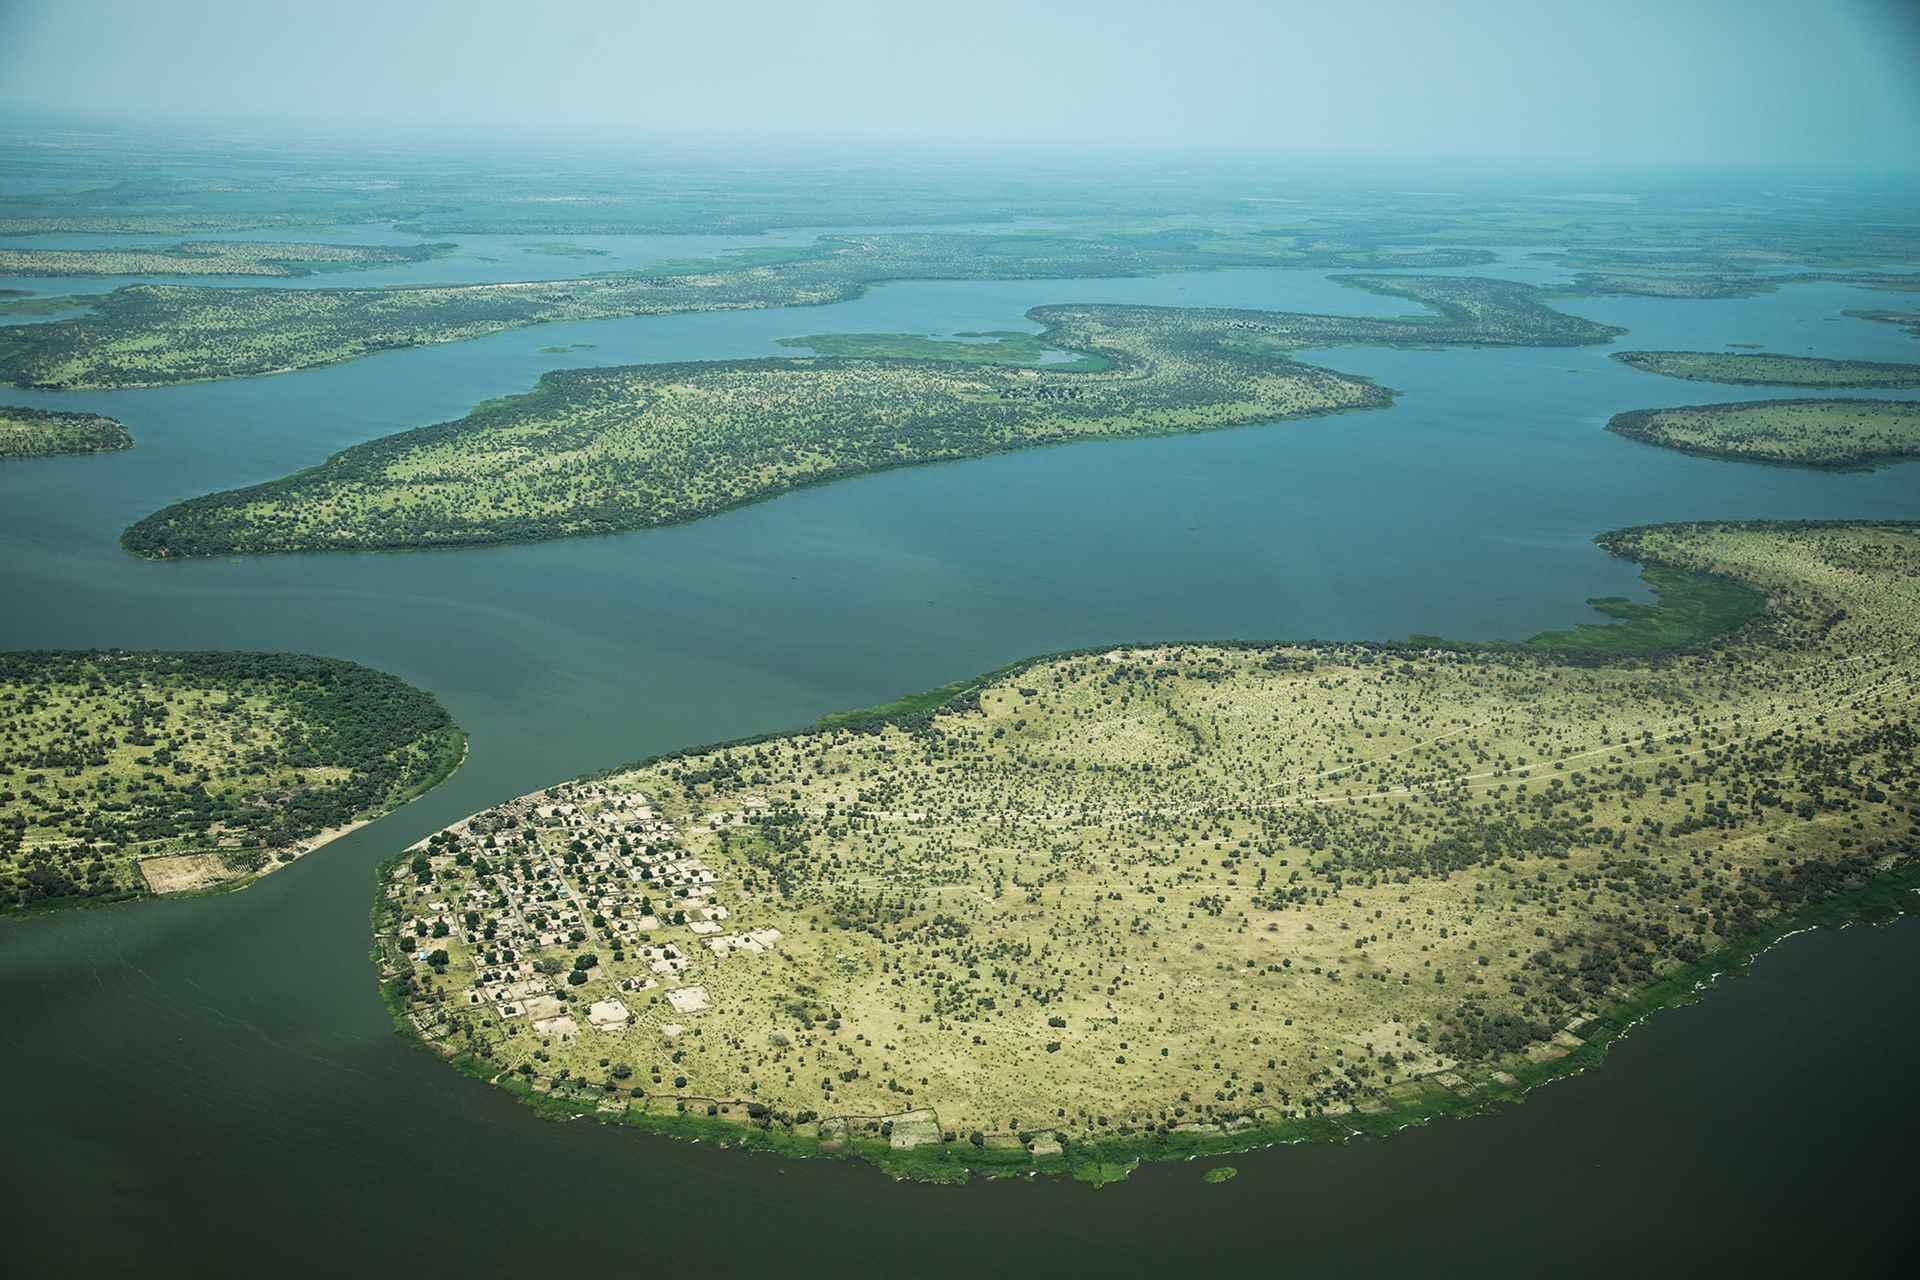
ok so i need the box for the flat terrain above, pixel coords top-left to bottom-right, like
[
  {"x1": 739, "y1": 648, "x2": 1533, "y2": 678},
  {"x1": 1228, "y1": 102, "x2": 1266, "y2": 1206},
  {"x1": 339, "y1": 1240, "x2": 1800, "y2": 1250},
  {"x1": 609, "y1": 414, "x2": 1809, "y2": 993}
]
[
  {"x1": 120, "y1": 279, "x2": 1621, "y2": 557},
  {"x1": 0, "y1": 240, "x2": 454, "y2": 278},
  {"x1": 0, "y1": 405, "x2": 129, "y2": 458},
  {"x1": 377, "y1": 523, "x2": 1919, "y2": 1176},
  {"x1": 1611, "y1": 350, "x2": 1920, "y2": 388},
  {"x1": 1608, "y1": 398, "x2": 1920, "y2": 468},
  {"x1": 0, "y1": 231, "x2": 1504, "y2": 389},
  {"x1": 1, "y1": 650, "x2": 464, "y2": 910}
]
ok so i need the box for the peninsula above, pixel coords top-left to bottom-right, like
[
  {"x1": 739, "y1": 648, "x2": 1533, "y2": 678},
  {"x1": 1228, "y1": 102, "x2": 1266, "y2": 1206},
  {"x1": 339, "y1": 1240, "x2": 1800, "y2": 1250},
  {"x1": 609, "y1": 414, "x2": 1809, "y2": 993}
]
[
  {"x1": 1607, "y1": 398, "x2": 1920, "y2": 468},
  {"x1": 0, "y1": 405, "x2": 130, "y2": 458},
  {"x1": 0, "y1": 240, "x2": 455, "y2": 278},
  {"x1": 1, "y1": 650, "x2": 465, "y2": 911},
  {"x1": 0, "y1": 231, "x2": 1498, "y2": 389},
  {"x1": 1610, "y1": 350, "x2": 1920, "y2": 388},
  {"x1": 121, "y1": 279, "x2": 1622, "y2": 557},
  {"x1": 376, "y1": 521, "x2": 1919, "y2": 1182}
]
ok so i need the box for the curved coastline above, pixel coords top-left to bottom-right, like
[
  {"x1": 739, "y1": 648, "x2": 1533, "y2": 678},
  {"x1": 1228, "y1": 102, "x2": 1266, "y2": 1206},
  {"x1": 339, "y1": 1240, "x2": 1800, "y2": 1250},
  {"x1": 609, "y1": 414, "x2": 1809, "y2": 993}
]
[{"x1": 372, "y1": 521, "x2": 1917, "y2": 1184}]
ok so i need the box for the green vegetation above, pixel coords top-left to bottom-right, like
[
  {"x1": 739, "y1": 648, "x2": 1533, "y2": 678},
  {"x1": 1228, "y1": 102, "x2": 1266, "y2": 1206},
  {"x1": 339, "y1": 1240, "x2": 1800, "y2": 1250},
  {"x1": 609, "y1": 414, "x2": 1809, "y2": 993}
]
[
  {"x1": 1607, "y1": 398, "x2": 1920, "y2": 469},
  {"x1": 1845, "y1": 309, "x2": 1920, "y2": 341},
  {"x1": 776, "y1": 330, "x2": 1109, "y2": 371},
  {"x1": 0, "y1": 240, "x2": 455, "y2": 278},
  {"x1": 0, "y1": 292, "x2": 102, "y2": 317},
  {"x1": 375, "y1": 522, "x2": 1920, "y2": 1182},
  {"x1": 1202, "y1": 1166, "x2": 1239, "y2": 1184},
  {"x1": 1558, "y1": 272, "x2": 1769, "y2": 300},
  {"x1": 1610, "y1": 350, "x2": 1920, "y2": 388},
  {"x1": 121, "y1": 279, "x2": 1623, "y2": 557},
  {"x1": 2, "y1": 650, "x2": 464, "y2": 911},
  {"x1": 0, "y1": 405, "x2": 130, "y2": 459},
  {"x1": 0, "y1": 231, "x2": 1509, "y2": 390},
  {"x1": 523, "y1": 243, "x2": 612, "y2": 258}
]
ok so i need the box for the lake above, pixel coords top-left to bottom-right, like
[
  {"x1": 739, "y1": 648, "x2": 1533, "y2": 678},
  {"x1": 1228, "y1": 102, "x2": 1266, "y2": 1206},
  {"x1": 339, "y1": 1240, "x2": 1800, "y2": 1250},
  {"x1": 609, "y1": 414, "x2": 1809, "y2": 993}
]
[{"x1": 1, "y1": 258, "x2": 1917, "y2": 1275}]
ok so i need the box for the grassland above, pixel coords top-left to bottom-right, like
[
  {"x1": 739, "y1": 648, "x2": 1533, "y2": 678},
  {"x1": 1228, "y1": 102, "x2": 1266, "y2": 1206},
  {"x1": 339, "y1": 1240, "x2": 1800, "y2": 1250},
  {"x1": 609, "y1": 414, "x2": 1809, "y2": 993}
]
[
  {"x1": 0, "y1": 405, "x2": 130, "y2": 459},
  {"x1": 0, "y1": 241, "x2": 455, "y2": 278},
  {"x1": 376, "y1": 522, "x2": 1919, "y2": 1181},
  {"x1": 1611, "y1": 351, "x2": 1920, "y2": 388},
  {"x1": 120, "y1": 279, "x2": 1623, "y2": 557},
  {"x1": 1608, "y1": 399, "x2": 1920, "y2": 468},
  {"x1": 0, "y1": 231, "x2": 1501, "y2": 390},
  {"x1": 1, "y1": 650, "x2": 465, "y2": 911}
]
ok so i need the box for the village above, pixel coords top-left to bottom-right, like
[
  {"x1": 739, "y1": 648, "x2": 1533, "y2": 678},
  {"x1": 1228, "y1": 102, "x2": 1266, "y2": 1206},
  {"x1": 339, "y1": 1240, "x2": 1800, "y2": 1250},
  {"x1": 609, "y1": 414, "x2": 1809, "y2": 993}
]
[{"x1": 386, "y1": 780, "x2": 780, "y2": 1049}]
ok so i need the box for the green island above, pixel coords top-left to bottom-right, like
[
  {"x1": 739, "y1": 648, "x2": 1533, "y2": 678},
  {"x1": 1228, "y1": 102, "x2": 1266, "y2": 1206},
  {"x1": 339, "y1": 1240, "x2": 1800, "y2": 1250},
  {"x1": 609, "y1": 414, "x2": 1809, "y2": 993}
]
[
  {"x1": 1, "y1": 404, "x2": 131, "y2": 458},
  {"x1": 1558, "y1": 271, "x2": 1768, "y2": 300},
  {"x1": 375, "y1": 521, "x2": 1918, "y2": 1184},
  {"x1": 1610, "y1": 350, "x2": 1920, "y2": 388},
  {"x1": 776, "y1": 330, "x2": 1108, "y2": 371},
  {"x1": 0, "y1": 231, "x2": 1496, "y2": 389},
  {"x1": 1, "y1": 650, "x2": 465, "y2": 912},
  {"x1": 0, "y1": 240, "x2": 456, "y2": 279},
  {"x1": 0, "y1": 292, "x2": 102, "y2": 317},
  {"x1": 1845, "y1": 309, "x2": 1920, "y2": 341},
  {"x1": 1607, "y1": 398, "x2": 1920, "y2": 468},
  {"x1": 523, "y1": 243, "x2": 612, "y2": 258},
  {"x1": 119, "y1": 279, "x2": 1621, "y2": 557}
]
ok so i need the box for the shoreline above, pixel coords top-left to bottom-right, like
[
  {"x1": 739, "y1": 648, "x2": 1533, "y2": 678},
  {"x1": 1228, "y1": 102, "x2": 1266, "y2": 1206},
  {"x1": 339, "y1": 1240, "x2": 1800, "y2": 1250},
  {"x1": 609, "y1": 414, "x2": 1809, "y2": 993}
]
[
  {"x1": 369, "y1": 520, "x2": 1911, "y2": 1185},
  {"x1": 381, "y1": 851, "x2": 1918, "y2": 1185},
  {"x1": 4, "y1": 727, "x2": 467, "y2": 920}
]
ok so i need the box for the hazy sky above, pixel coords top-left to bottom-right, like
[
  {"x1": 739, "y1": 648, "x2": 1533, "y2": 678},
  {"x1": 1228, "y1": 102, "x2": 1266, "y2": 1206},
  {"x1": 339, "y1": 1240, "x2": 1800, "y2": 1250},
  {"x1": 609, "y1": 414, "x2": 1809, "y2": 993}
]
[{"x1": 3, "y1": 0, "x2": 1916, "y2": 165}]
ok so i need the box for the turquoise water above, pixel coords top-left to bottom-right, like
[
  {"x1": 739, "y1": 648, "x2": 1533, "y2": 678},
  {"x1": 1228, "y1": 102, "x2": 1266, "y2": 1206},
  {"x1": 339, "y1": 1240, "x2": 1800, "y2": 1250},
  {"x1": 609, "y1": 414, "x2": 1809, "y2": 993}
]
[{"x1": 1, "y1": 259, "x2": 1918, "y2": 1274}]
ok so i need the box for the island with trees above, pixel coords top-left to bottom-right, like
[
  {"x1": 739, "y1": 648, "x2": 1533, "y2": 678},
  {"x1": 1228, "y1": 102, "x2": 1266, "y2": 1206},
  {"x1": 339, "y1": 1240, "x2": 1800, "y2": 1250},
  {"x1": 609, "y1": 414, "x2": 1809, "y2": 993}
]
[
  {"x1": 0, "y1": 404, "x2": 131, "y2": 458},
  {"x1": 119, "y1": 280, "x2": 1623, "y2": 558},
  {"x1": 1607, "y1": 398, "x2": 1920, "y2": 468},
  {"x1": 1845, "y1": 309, "x2": 1920, "y2": 341},
  {"x1": 375, "y1": 520, "x2": 1919, "y2": 1183},
  {"x1": 1, "y1": 650, "x2": 465, "y2": 911},
  {"x1": 0, "y1": 240, "x2": 456, "y2": 278},
  {"x1": 1610, "y1": 350, "x2": 1920, "y2": 388},
  {"x1": 0, "y1": 230, "x2": 1502, "y2": 389}
]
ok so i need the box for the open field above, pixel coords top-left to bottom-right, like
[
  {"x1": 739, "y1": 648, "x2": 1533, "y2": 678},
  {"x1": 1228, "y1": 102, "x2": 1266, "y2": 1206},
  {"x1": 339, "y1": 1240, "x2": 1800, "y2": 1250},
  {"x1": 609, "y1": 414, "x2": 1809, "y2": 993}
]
[
  {"x1": 0, "y1": 240, "x2": 455, "y2": 278},
  {"x1": 120, "y1": 279, "x2": 1622, "y2": 557},
  {"x1": 1607, "y1": 398, "x2": 1920, "y2": 468},
  {"x1": 376, "y1": 522, "x2": 1920, "y2": 1180},
  {"x1": 1, "y1": 650, "x2": 464, "y2": 911},
  {"x1": 0, "y1": 231, "x2": 1500, "y2": 389},
  {"x1": 0, "y1": 405, "x2": 130, "y2": 458},
  {"x1": 1610, "y1": 350, "x2": 1920, "y2": 388}
]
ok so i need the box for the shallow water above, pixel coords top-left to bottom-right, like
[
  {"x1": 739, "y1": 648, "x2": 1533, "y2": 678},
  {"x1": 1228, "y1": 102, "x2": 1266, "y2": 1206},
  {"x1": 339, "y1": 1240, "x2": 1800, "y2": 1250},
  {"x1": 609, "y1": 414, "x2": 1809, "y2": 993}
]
[{"x1": 1, "y1": 255, "x2": 1918, "y2": 1275}]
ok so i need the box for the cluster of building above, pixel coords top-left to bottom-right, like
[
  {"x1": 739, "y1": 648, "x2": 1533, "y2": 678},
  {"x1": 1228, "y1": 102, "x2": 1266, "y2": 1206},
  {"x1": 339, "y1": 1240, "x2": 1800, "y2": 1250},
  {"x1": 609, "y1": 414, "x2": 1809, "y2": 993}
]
[{"x1": 398, "y1": 779, "x2": 782, "y2": 1042}]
